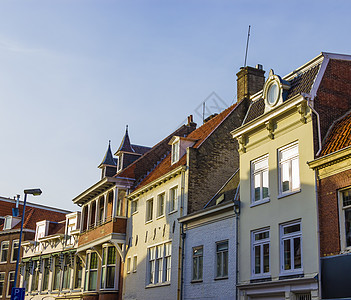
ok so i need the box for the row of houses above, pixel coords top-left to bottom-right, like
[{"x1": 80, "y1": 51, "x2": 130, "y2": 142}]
[{"x1": 2, "y1": 52, "x2": 351, "y2": 300}]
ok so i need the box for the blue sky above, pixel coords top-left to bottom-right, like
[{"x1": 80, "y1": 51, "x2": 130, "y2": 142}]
[{"x1": 1, "y1": 0, "x2": 351, "y2": 211}]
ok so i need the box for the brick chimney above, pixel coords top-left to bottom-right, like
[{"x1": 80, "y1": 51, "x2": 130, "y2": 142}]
[{"x1": 236, "y1": 64, "x2": 265, "y2": 102}]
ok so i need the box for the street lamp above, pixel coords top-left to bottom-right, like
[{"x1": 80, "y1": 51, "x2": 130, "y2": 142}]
[{"x1": 13, "y1": 188, "x2": 42, "y2": 290}]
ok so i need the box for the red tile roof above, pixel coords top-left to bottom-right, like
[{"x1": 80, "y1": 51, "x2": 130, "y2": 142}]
[
  {"x1": 134, "y1": 104, "x2": 237, "y2": 190},
  {"x1": 319, "y1": 110, "x2": 351, "y2": 156}
]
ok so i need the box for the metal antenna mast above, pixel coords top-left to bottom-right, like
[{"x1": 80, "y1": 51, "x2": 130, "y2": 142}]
[{"x1": 244, "y1": 25, "x2": 251, "y2": 67}]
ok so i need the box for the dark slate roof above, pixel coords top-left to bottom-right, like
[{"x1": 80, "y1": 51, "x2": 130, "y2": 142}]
[
  {"x1": 132, "y1": 144, "x2": 151, "y2": 155},
  {"x1": 204, "y1": 169, "x2": 240, "y2": 208},
  {"x1": 243, "y1": 63, "x2": 321, "y2": 125},
  {"x1": 99, "y1": 141, "x2": 116, "y2": 167},
  {"x1": 319, "y1": 110, "x2": 351, "y2": 156},
  {"x1": 117, "y1": 126, "x2": 135, "y2": 153}
]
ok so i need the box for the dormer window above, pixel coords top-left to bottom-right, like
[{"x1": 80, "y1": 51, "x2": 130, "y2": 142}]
[
  {"x1": 4, "y1": 217, "x2": 12, "y2": 230},
  {"x1": 171, "y1": 141, "x2": 180, "y2": 164}
]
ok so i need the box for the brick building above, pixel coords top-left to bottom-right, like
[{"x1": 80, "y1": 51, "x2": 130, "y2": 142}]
[
  {"x1": 308, "y1": 110, "x2": 351, "y2": 299},
  {"x1": 0, "y1": 195, "x2": 69, "y2": 298}
]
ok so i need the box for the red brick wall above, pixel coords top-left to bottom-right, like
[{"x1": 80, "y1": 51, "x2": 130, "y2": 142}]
[{"x1": 318, "y1": 168, "x2": 351, "y2": 256}]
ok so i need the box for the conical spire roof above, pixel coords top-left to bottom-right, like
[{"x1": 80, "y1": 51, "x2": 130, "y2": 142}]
[
  {"x1": 99, "y1": 140, "x2": 116, "y2": 168},
  {"x1": 117, "y1": 125, "x2": 135, "y2": 153}
]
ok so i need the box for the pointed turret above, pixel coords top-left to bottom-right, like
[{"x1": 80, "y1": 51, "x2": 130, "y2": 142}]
[
  {"x1": 117, "y1": 125, "x2": 135, "y2": 154},
  {"x1": 99, "y1": 141, "x2": 117, "y2": 178}
]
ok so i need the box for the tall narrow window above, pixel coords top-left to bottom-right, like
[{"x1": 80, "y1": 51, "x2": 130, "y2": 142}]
[
  {"x1": 24, "y1": 262, "x2": 31, "y2": 292},
  {"x1": 52, "y1": 256, "x2": 61, "y2": 291},
  {"x1": 0, "y1": 241, "x2": 9, "y2": 263},
  {"x1": 155, "y1": 245, "x2": 163, "y2": 283},
  {"x1": 147, "y1": 242, "x2": 172, "y2": 285},
  {"x1": 164, "y1": 243, "x2": 172, "y2": 282},
  {"x1": 62, "y1": 254, "x2": 71, "y2": 290},
  {"x1": 146, "y1": 199, "x2": 153, "y2": 222},
  {"x1": 87, "y1": 252, "x2": 98, "y2": 291},
  {"x1": 131, "y1": 200, "x2": 138, "y2": 214},
  {"x1": 126, "y1": 257, "x2": 131, "y2": 274},
  {"x1": 42, "y1": 258, "x2": 50, "y2": 291},
  {"x1": 74, "y1": 257, "x2": 83, "y2": 289},
  {"x1": 279, "y1": 142, "x2": 300, "y2": 194},
  {"x1": 148, "y1": 247, "x2": 156, "y2": 284},
  {"x1": 216, "y1": 241, "x2": 228, "y2": 278},
  {"x1": 101, "y1": 246, "x2": 116, "y2": 289},
  {"x1": 171, "y1": 141, "x2": 180, "y2": 164},
  {"x1": 340, "y1": 188, "x2": 351, "y2": 249},
  {"x1": 157, "y1": 193, "x2": 165, "y2": 217},
  {"x1": 0, "y1": 273, "x2": 4, "y2": 296},
  {"x1": 252, "y1": 229, "x2": 270, "y2": 278},
  {"x1": 7, "y1": 272, "x2": 15, "y2": 297},
  {"x1": 280, "y1": 221, "x2": 302, "y2": 274},
  {"x1": 133, "y1": 255, "x2": 138, "y2": 273},
  {"x1": 192, "y1": 246, "x2": 203, "y2": 281},
  {"x1": 31, "y1": 261, "x2": 39, "y2": 292},
  {"x1": 251, "y1": 155, "x2": 269, "y2": 204},
  {"x1": 11, "y1": 240, "x2": 19, "y2": 263},
  {"x1": 169, "y1": 187, "x2": 178, "y2": 212}
]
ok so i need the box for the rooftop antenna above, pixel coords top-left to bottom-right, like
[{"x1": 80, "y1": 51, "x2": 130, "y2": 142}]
[{"x1": 244, "y1": 25, "x2": 251, "y2": 67}]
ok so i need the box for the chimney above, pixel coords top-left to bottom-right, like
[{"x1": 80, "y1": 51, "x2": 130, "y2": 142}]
[{"x1": 236, "y1": 64, "x2": 265, "y2": 102}]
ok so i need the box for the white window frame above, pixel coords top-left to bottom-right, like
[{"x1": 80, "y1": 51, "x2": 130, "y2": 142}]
[
  {"x1": 61, "y1": 254, "x2": 72, "y2": 290},
  {"x1": 251, "y1": 228, "x2": 270, "y2": 279},
  {"x1": 146, "y1": 199, "x2": 153, "y2": 223},
  {"x1": 251, "y1": 155, "x2": 269, "y2": 206},
  {"x1": 216, "y1": 240, "x2": 229, "y2": 279},
  {"x1": 171, "y1": 141, "x2": 180, "y2": 164},
  {"x1": 280, "y1": 220, "x2": 303, "y2": 275},
  {"x1": 0, "y1": 241, "x2": 9, "y2": 263},
  {"x1": 0, "y1": 272, "x2": 5, "y2": 297},
  {"x1": 169, "y1": 186, "x2": 178, "y2": 213},
  {"x1": 84, "y1": 251, "x2": 98, "y2": 291},
  {"x1": 10, "y1": 240, "x2": 19, "y2": 263},
  {"x1": 126, "y1": 257, "x2": 131, "y2": 274},
  {"x1": 339, "y1": 187, "x2": 351, "y2": 250},
  {"x1": 131, "y1": 199, "x2": 138, "y2": 215},
  {"x1": 192, "y1": 245, "x2": 203, "y2": 281},
  {"x1": 31, "y1": 260, "x2": 40, "y2": 293},
  {"x1": 157, "y1": 193, "x2": 165, "y2": 218},
  {"x1": 41, "y1": 258, "x2": 50, "y2": 292},
  {"x1": 4, "y1": 216, "x2": 12, "y2": 230},
  {"x1": 133, "y1": 255, "x2": 137, "y2": 273},
  {"x1": 6, "y1": 271, "x2": 15, "y2": 298},
  {"x1": 100, "y1": 246, "x2": 116, "y2": 290},
  {"x1": 278, "y1": 142, "x2": 300, "y2": 196},
  {"x1": 147, "y1": 241, "x2": 172, "y2": 286}
]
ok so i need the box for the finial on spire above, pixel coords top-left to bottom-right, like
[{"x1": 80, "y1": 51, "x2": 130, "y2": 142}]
[
  {"x1": 109, "y1": 140, "x2": 111, "y2": 146},
  {"x1": 126, "y1": 125, "x2": 128, "y2": 133}
]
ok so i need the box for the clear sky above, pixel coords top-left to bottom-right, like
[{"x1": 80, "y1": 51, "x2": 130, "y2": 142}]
[{"x1": 1, "y1": 0, "x2": 351, "y2": 211}]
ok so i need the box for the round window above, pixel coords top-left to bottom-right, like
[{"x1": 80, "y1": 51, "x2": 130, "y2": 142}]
[{"x1": 267, "y1": 82, "x2": 279, "y2": 106}]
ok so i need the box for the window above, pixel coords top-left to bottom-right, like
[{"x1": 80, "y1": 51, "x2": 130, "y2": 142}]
[
  {"x1": 31, "y1": 261, "x2": 39, "y2": 292},
  {"x1": 0, "y1": 241, "x2": 9, "y2": 263},
  {"x1": 0, "y1": 272, "x2": 4, "y2": 296},
  {"x1": 4, "y1": 217, "x2": 12, "y2": 230},
  {"x1": 42, "y1": 258, "x2": 50, "y2": 291},
  {"x1": 340, "y1": 188, "x2": 351, "y2": 249},
  {"x1": 192, "y1": 246, "x2": 203, "y2": 281},
  {"x1": 74, "y1": 257, "x2": 83, "y2": 289},
  {"x1": 62, "y1": 254, "x2": 71, "y2": 290},
  {"x1": 251, "y1": 155, "x2": 269, "y2": 204},
  {"x1": 52, "y1": 256, "x2": 61, "y2": 291},
  {"x1": 147, "y1": 242, "x2": 172, "y2": 285},
  {"x1": 278, "y1": 142, "x2": 300, "y2": 195},
  {"x1": 101, "y1": 246, "x2": 116, "y2": 289},
  {"x1": 280, "y1": 221, "x2": 302, "y2": 274},
  {"x1": 216, "y1": 241, "x2": 228, "y2": 278},
  {"x1": 133, "y1": 255, "x2": 137, "y2": 272},
  {"x1": 157, "y1": 193, "x2": 165, "y2": 217},
  {"x1": 146, "y1": 199, "x2": 153, "y2": 222},
  {"x1": 171, "y1": 141, "x2": 180, "y2": 164},
  {"x1": 131, "y1": 200, "x2": 138, "y2": 214},
  {"x1": 252, "y1": 229, "x2": 270, "y2": 278},
  {"x1": 11, "y1": 240, "x2": 19, "y2": 263},
  {"x1": 7, "y1": 272, "x2": 15, "y2": 297},
  {"x1": 127, "y1": 257, "x2": 131, "y2": 274},
  {"x1": 169, "y1": 186, "x2": 178, "y2": 212},
  {"x1": 85, "y1": 252, "x2": 98, "y2": 291},
  {"x1": 24, "y1": 262, "x2": 31, "y2": 292}
]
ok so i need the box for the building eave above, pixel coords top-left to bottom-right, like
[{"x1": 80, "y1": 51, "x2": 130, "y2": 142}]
[{"x1": 308, "y1": 145, "x2": 351, "y2": 170}]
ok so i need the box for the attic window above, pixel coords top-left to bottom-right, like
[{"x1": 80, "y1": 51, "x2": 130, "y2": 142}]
[
  {"x1": 171, "y1": 141, "x2": 180, "y2": 164},
  {"x1": 4, "y1": 217, "x2": 12, "y2": 230}
]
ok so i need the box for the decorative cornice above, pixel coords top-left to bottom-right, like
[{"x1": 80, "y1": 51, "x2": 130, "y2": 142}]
[{"x1": 308, "y1": 146, "x2": 351, "y2": 170}]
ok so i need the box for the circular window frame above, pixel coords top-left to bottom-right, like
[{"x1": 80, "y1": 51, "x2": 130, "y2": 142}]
[{"x1": 263, "y1": 76, "x2": 282, "y2": 108}]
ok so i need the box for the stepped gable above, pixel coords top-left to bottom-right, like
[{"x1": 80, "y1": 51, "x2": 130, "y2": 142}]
[
  {"x1": 243, "y1": 62, "x2": 321, "y2": 125},
  {"x1": 116, "y1": 123, "x2": 196, "y2": 184},
  {"x1": 319, "y1": 110, "x2": 351, "y2": 156},
  {"x1": 134, "y1": 104, "x2": 237, "y2": 190}
]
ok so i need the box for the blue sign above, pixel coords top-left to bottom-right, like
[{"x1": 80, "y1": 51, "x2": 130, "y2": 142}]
[{"x1": 11, "y1": 287, "x2": 25, "y2": 300}]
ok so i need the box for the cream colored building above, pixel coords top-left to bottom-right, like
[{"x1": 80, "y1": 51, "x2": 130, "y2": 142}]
[{"x1": 231, "y1": 53, "x2": 351, "y2": 300}]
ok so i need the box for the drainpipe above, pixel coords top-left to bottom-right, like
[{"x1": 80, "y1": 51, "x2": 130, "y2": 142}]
[
  {"x1": 180, "y1": 223, "x2": 186, "y2": 300},
  {"x1": 233, "y1": 185, "x2": 240, "y2": 300}
]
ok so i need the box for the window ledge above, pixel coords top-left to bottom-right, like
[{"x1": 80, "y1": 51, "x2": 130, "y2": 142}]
[
  {"x1": 250, "y1": 198, "x2": 270, "y2": 207},
  {"x1": 279, "y1": 271, "x2": 304, "y2": 279},
  {"x1": 250, "y1": 274, "x2": 271, "y2": 282},
  {"x1": 145, "y1": 220, "x2": 153, "y2": 224},
  {"x1": 214, "y1": 276, "x2": 228, "y2": 281},
  {"x1": 156, "y1": 215, "x2": 165, "y2": 220},
  {"x1": 168, "y1": 210, "x2": 178, "y2": 215},
  {"x1": 145, "y1": 282, "x2": 171, "y2": 289},
  {"x1": 277, "y1": 189, "x2": 301, "y2": 199},
  {"x1": 191, "y1": 279, "x2": 203, "y2": 284},
  {"x1": 131, "y1": 211, "x2": 138, "y2": 216}
]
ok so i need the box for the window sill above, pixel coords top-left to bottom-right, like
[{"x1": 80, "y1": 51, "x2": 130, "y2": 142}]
[
  {"x1": 214, "y1": 276, "x2": 228, "y2": 281},
  {"x1": 156, "y1": 215, "x2": 165, "y2": 220},
  {"x1": 279, "y1": 270, "x2": 303, "y2": 279},
  {"x1": 145, "y1": 282, "x2": 170, "y2": 289},
  {"x1": 168, "y1": 210, "x2": 178, "y2": 215},
  {"x1": 191, "y1": 279, "x2": 203, "y2": 283},
  {"x1": 131, "y1": 211, "x2": 138, "y2": 216},
  {"x1": 277, "y1": 189, "x2": 301, "y2": 199},
  {"x1": 250, "y1": 198, "x2": 270, "y2": 207},
  {"x1": 250, "y1": 274, "x2": 271, "y2": 282},
  {"x1": 145, "y1": 220, "x2": 153, "y2": 224}
]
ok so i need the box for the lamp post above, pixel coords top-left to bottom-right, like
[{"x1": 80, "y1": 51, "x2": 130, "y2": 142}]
[{"x1": 13, "y1": 188, "x2": 42, "y2": 290}]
